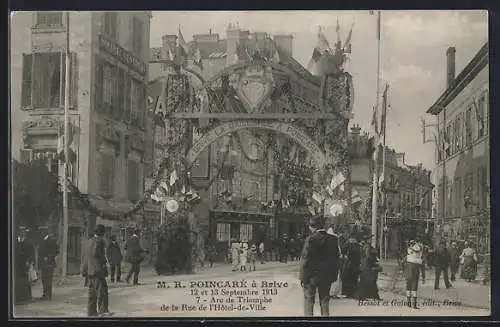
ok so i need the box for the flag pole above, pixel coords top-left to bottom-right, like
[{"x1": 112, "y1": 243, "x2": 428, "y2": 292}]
[
  {"x1": 370, "y1": 10, "x2": 382, "y2": 249},
  {"x1": 380, "y1": 83, "x2": 388, "y2": 259},
  {"x1": 61, "y1": 11, "x2": 71, "y2": 283}
]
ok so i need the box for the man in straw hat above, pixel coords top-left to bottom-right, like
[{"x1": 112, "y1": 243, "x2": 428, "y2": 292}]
[{"x1": 299, "y1": 214, "x2": 341, "y2": 316}]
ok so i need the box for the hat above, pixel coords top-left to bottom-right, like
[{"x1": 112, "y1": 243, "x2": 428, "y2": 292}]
[
  {"x1": 95, "y1": 224, "x2": 106, "y2": 237},
  {"x1": 309, "y1": 215, "x2": 325, "y2": 229}
]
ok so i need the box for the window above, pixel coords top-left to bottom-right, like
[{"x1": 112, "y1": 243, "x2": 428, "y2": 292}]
[
  {"x1": 131, "y1": 17, "x2": 144, "y2": 55},
  {"x1": 445, "y1": 123, "x2": 452, "y2": 156},
  {"x1": 130, "y1": 78, "x2": 144, "y2": 127},
  {"x1": 103, "y1": 65, "x2": 117, "y2": 114},
  {"x1": 21, "y1": 53, "x2": 76, "y2": 109},
  {"x1": 35, "y1": 12, "x2": 63, "y2": 28},
  {"x1": 239, "y1": 224, "x2": 252, "y2": 242},
  {"x1": 455, "y1": 114, "x2": 462, "y2": 152},
  {"x1": 476, "y1": 96, "x2": 486, "y2": 138},
  {"x1": 479, "y1": 165, "x2": 487, "y2": 210},
  {"x1": 103, "y1": 12, "x2": 118, "y2": 39},
  {"x1": 100, "y1": 152, "x2": 115, "y2": 197},
  {"x1": 455, "y1": 177, "x2": 462, "y2": 217},
  {"x1": 465, "y1": 106, "x2": 472, "y2": 146},
  {"x1": 216, "y1": 223, "x2": 230, "y2": 242},
  {"x1": 127, "y1": 159, "x2": 140, "y2": 201}
]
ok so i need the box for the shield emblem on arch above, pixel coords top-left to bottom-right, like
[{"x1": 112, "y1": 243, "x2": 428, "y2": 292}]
[{"x1": 236, "y1": 66, "x2": 274, "y2": 113}]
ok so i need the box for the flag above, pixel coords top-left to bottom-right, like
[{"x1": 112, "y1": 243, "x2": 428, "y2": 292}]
[
  {"x1": 178, "y1": 25, "x2": 188, "y2": 57},
  {"x1": 380, "y1": 83, "x2": 389, "y2": 137},
  {"x1": 371, "y1": 106, "x2": 379, "y2": 138},
  {"x1": 169, "y1": 170, "x2": 178, "y2": 186},
  {"x1": 419, "y1": 189, "x2": 430, "y2": 207},
  {"x1": 193, "y1": 44, "x2": 203, "y2": 70},
  {"x1": 329, "y1": 171, "x2": 346, "y2": 191},
  {"x1": 473, "y1": 101, "x2": 485, "y2": 134},
  {"x1": 352, "y1": 190, "x2": 362, "y2": 204},
  {"x1": 378, "y1": 173, "x2": 385, "y2": 189},
  {"x1": 307, "y1": 48, "x2": 322, "y2": 71},
  {"x1": 271, "y1": 49, "x2": 280, "y2": 64},
  {"x1": 160, "y1": 181, "x2": 169, "y2": 193},
  {"x1": 317, "y1": 27, "x2": 331, "y2": 53},
  {"x1": 312, "y1": 191, "x2": 324, "y2": 204},
  {"x1": 344, "y1": 21, "x2": 354, "y2": 49}
]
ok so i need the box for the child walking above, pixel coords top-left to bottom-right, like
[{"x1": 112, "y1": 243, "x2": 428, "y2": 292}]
[
  {"x1": 240, "y1": 242, "x2": 248, "y2": 272},
  {"x1": 248, "y1": 244, "x2": 257, "y2": 271}
]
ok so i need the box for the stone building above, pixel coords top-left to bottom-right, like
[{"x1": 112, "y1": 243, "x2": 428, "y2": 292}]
[
  {"x1": 11, "y1": 11, "x2": 152, "y2": 273},
  {"x1": 349, "y1": 125, "x2": 434, "y2": 257},
  {"x1": 426, "y1": 43, "x2": 489, "y2": 253}
]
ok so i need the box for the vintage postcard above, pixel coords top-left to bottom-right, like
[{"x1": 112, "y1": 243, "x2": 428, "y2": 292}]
[{"x1": 10, "y1": 10, "x2": 490, "y2": 318}]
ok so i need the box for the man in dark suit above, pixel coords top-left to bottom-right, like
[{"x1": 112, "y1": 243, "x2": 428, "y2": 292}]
[
  {"x1": 299, "y1": 215, "x2": 340, "y2": 317},
  {"x1": 434, "y1": 240, "x2": 452, "y2": 289},
  {"x1": 125, "y1": 229, "x2": 146, "y2": 285},
  {"x1": 106, "y1": 235, "x2": 123, "y2": 283},
  {"x1": 38, "y1": 230, "x2": 59, "y2": 300},
  {"x1": 81, "y1": 224, "x2": 110, "y2": 317}
]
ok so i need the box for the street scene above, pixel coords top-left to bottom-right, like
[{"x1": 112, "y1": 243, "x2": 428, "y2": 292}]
[{"x1": 10, "y1": 11, "x2": 490, "y2": 318}]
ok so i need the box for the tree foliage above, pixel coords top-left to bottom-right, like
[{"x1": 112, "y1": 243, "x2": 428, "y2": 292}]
[
  {"x1": 12, "y1": 160, "x2": 61, "y2": 231},
  {"x1": 155, "y1": 210, "x2": 194, "y2": 275}
]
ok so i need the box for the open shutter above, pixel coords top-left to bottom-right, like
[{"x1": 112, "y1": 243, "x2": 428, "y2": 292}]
[
  {"x1": 21, "y1": 54, "x2": 33, "y2": 108},
  {"x1": 127, "y1": 159, "x2": 137, "y2": 201},
  {"x1": 95, "y1": 59, "x2": 104, "y2": 112},
  {"x1": 124, "y1": 75, "x2": 131, "y2": 123},
  {"x1": 116, "y1": 68, "x2": 125, "y2": 120}
]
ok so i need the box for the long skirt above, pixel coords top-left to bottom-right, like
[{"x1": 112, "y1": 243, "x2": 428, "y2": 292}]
[
  {"x1": 356, "y1": 268, "x2": 380, "y2": 300},
  {"x1": 461, "y1": 256, "x2": 477, "y2": 281}
]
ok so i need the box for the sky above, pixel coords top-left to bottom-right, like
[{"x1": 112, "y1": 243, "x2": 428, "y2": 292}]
[{"x1": 150, "y1": 10, "x2": 488, "y2": 171}]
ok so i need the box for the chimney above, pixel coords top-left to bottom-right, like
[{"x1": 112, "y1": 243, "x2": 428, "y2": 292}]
[
  {"x1": 350, "y1": 124, "x2": 361, "y2": 135},
  {"x1": 162, "y1": 34, "x2": 177, "y2": 57},
  {"x1": 446, "y1": 47, "x2": 456, "y2": 88},
  {"x1": 226, "y1": 24, "x2": 241, "y2": 66},
  {"x1": 273, "y1": 34, "x2": 293, "y2": 56}
]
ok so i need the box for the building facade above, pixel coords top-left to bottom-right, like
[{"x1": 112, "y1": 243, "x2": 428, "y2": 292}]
[
  {"x1": 349, "y1": 126, "x2": 434, "y2": 257},
  {"x1": 426, "y1": 43, "x2": 489, "y2": 254},
  {"x1": 11, "y1": 11, "x2": 152, "y2": 273}
]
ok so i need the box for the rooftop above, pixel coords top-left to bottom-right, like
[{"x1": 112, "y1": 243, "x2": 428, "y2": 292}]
[{"x1": 426, "y1": 42, "x2": 489, "y2": 115}]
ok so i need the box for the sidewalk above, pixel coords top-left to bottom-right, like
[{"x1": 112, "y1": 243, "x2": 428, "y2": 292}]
[{"x1": 378, "y1": 260, "x2": 490, "y2": 310}]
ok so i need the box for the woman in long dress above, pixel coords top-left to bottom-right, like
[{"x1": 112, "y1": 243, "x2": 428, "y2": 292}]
[
  {"x1": 356, "y1": 245, "x2": 382, "y2": 300},
  {"x1": 460, "y1": 242, "x2": 478, "y2": 282}
]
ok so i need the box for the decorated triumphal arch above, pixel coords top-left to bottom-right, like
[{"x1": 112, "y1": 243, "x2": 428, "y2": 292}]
[{"x1": 146, "y1": 32, "x2": 357, "y2": 249}]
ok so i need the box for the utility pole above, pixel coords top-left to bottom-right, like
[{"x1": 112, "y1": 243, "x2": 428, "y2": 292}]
[
  {"x1": 61, "y1": 12, "x2": 71, "y2": 283},
  {"x1": 370, "y1": 10, "x2": 382, "y2": 248}
]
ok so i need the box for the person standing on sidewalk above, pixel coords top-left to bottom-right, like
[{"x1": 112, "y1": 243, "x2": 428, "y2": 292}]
[
  {"x1": 405, "y1": 239, "x2": 423, "y2": 309},
  {"x1": 15, "y1": 229, "x2": 35, "y2": 304},
  {"x1": 125, "y1": 229, "x2": 146, "y2": 285},
  {"x1": 327, "y1": 227, "x2": 344, "y2": 299},
  {"x1": 300, "y1": 215, "x2": 340, "y2": 317},
  {"x1": 433, "y1": 240, "x2": 453, "y2": 289},
  {"x1": 81, "y1": 224, "x2": 110, "y2": 317},
  {"x1": 341, "y1": 236, "x2": 361, "y2": 298},
  {"x1": 258, "y1": 241, "x2": 265, "y2": 264},
  {"x1": 448, "y1": 241, "x2": 461, "y2": 282},
  {"x1": 38, "y1": 230, "x2": 59, "y2": 301},
  {"x1": 106, "y1": 235, "x2": 123, "y2": 283}
]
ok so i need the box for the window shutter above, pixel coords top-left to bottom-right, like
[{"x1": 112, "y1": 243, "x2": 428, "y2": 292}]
[
  {"x1": 21, "y1": 54, "x2": 33, "y2": 108},
  {"x1": 100, "y1": 153, "x2": 115, "y2": 197},
  {"x1": 95, "y1": 59, "x2": 104, "y2": 112},
  {"x1": 127, "y1": 159, "x2": 139, "y2": 201},
  {"x1": 32, "y1": 53, "x2": 43, "y2": 108},
  {"x1": 116, "y1": 69, "x2": 125, "y2": 120},
  {"x1": 20, "y1": 149, "x2": 33, "y2": 163},
  {"x1": 124, "y1": 76, "x2": 131, "y2": 122}
]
